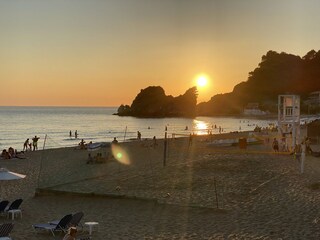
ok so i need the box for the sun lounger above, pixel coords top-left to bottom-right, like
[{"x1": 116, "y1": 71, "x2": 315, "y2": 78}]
[
  {"x1": 49, "y1": 211, "x2": 84, "y2": 230},
  {"x1": 0, "y1": 201, "x2": 9, "y2": 215},
  {"x1": 5, "y1": 199, "x2": 23, "y2": 220},
  {"x1": 0, "y1": 223, "x2": 14, "y2": 240},
  {"x1": 6, "y1": 199, "x2": 23, "y2": 211},
  {"x1": 33, "y1": 214, "x2": 72, "y2": 236}
]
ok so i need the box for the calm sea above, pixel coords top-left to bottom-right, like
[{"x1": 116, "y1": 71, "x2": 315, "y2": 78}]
[{"x1": 0, "y1": 106, "x2": 276, "y2": 150}]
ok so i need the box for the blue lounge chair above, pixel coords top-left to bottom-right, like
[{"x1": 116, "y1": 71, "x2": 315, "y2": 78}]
[{"x1": 33, "y1": 214, "x2": 72, "y2": 236}]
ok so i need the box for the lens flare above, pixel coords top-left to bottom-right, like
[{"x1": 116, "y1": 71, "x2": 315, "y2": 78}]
[
  {"x1": 111, "y1": 144, "x2": 130, "y2": 165},
  {"x1": 116, "y1": 152, "x2": 122, "y2": 159}
]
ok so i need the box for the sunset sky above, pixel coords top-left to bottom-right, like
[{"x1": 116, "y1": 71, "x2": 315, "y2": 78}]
[{"x1": 1, "y1": 0, "x2": 320, "y2": 106}]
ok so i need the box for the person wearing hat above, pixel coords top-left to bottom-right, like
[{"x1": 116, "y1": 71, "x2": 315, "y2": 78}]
[{"x1": 63, "y1": 227, "x2": 77, "y2": 240}]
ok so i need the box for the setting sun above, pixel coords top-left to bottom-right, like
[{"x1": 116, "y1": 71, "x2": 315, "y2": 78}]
[{"x1": 196, "y1": 74, "x2": 209, "y2": 88}]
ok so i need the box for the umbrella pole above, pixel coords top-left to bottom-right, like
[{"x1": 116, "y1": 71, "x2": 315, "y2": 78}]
[{"x1": 37, "y1": 134, "x2": 47, "y2": 189}]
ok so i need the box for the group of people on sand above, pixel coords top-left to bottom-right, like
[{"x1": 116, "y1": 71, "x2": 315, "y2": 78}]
[
  {"x1": 23, "y1": 136, "x2": 40, "y2": 151},
  {"x1": 272, "y1": 136, "x2": 313, "y2": 156},
  {"x1": 78, "y1": 139, "x2": 93, "y2": 150},
  {"x1": 1, "y1": 147, "x2": 16, "y2": 159},
  {"x1": 1, "y1": 147, "x2": 25, "y2": 159}
]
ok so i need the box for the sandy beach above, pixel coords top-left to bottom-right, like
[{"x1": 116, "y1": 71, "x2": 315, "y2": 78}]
[{"x1": 0, "y1": 132, "x2": 319, "y2": 239}]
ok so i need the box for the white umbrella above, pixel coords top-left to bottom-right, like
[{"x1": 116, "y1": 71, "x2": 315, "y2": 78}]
[{"x1": 0, "y1": 168, "x2": 26, "y2": 180}]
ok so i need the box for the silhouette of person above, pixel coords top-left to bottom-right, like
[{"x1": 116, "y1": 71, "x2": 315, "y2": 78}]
[
  {"x1": 137, "y1": 131, "x2": 141, "y2": 140},
  {"x1": 23, "y1": 138, "x2": 29, "y2": 151},
  {"x1": 32, "y1": 136, "x2": 40, "y2": 151},
  {"x1": 153, "y1": 136, "x2": 157, "y2": 148},
  {"x1": 272, "y1": 138, "x2": 279, "y2": 152},
  {"x1": 75, "y1": 130, "x2": 78, "y2": 139},
  {"x1": 79, "y1": 139, "x2": 86, "y2": 149},
  {"x1": 189, "y1": 133, "x2": 193, "y2": 147},
  {"x1": 112, "y1": 137, "x2": 118, "y2": 144}
]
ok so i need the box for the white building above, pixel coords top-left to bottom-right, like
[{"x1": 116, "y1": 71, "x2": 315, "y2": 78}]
[
  {"x1": 243, "y1": 103, "x2": 267, "y2": 115},
  {"x1": 278, "y1": 95, "x2": 300, "y2": 151}
]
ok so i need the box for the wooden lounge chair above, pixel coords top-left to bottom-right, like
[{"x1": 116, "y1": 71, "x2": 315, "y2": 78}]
[{"x1": 33, "y1": 214, "x2": 72, "y2": 236}]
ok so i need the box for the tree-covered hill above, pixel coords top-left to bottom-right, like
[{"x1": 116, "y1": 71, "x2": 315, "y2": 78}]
[
  {"x1": 197, "y1": 50, "x2": 320, "y2": 115},
  {"x1": 117, "y1": 50, "x2": 320, "y2": 117},
  {"x1": 117, "y1": 86, "x2": 198, "y2": 117}
]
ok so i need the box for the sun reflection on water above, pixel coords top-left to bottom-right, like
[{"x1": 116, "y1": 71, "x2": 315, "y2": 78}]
[{"x1": 193, "y1": 120, "x2": 210, "y2": 135}]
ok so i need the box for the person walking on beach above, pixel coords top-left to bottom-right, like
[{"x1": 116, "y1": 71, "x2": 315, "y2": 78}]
[
  {"x1": 189, "y1": 133, "x2": 193, "y2": 147},
  {"x1": 32, "y1": 135, "x2": 40, "y2": 151},
  {"x1": 23, "y1": 138, "x2": 29, "y2": 151},
  {"x1": 153, "y1": 136, "x2": 157, "y2": 148},
  {"x1": 137, "y1": 131, "x2": 141, "y2": 140},
  {"x1": 272, "y1": 138, "x2": 279, "y2": 152}
]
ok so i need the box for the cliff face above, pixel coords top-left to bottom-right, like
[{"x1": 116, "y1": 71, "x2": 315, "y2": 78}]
[
  {"x1": 197, "y1": 50, "x2": 320, "y2": 115},
  {"x1": 117, "y1": 86, "x2": 198, "y2": 117}
]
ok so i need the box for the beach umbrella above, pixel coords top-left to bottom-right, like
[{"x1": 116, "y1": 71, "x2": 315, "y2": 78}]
[
  {"x1": 87, "y1": 142, "x2": 102, "y2": 152},
  {"x1": 0, "y1": 168, "x2": 26, "y2": 181}
]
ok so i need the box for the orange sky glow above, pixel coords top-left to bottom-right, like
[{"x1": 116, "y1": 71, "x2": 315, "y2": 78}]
[{"x1": 1, "y1": 0, "x2": 320, "y2": 106}]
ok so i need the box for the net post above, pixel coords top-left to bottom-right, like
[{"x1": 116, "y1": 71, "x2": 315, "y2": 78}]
[{"x1": 163, "y1": 131, "x2": 167, "y2": 167}]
